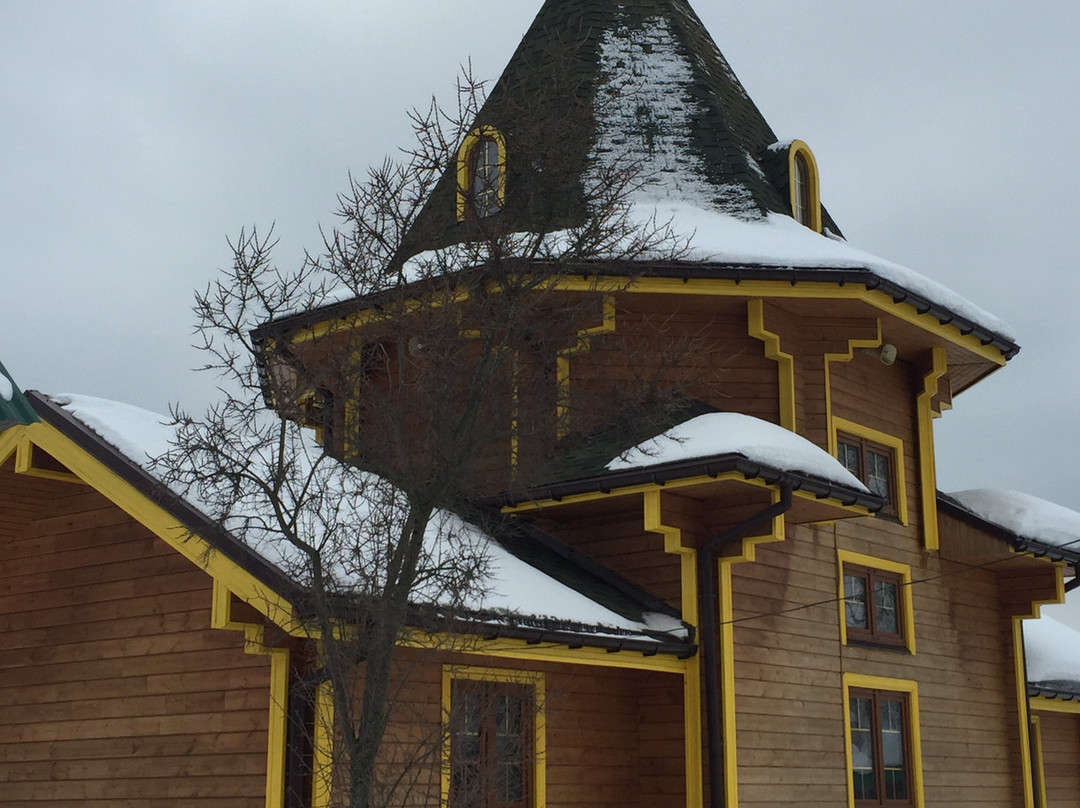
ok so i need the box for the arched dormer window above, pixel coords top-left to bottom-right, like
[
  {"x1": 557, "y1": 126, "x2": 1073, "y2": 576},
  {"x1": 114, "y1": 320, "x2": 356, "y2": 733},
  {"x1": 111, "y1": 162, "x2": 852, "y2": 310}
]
[
  {"x1": 788, "y1": 140, "x2": 822, "y2": 233},
  {"x1": 456, "y1": 126, "x2": 506, "y2": 221}
]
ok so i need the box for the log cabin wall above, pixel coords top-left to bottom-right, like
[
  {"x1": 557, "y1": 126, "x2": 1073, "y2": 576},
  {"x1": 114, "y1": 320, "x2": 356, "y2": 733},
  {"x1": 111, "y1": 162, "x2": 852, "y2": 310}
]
[
  {"x1": 0, "y1": 463, "x2": 272, "y2": 807},
  {"x1": 728, "y1": 518, "x2": 1024, "y2": 807},
  {"x1": 367, "y1": 650, "x2": 687, "y2": 808},
  {"x1": 1033, "y1": 711, "x2": 1080, "y2": 808}
]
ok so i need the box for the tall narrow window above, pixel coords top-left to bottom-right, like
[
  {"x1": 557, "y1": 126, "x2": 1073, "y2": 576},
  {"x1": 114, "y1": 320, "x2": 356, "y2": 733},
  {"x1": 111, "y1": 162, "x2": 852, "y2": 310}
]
[
  {"x1": 849, "y1": 689, "x2": 913, "y2": 807},
  {"x1": 457, "y1": 126, "x2": 506, "y2": 221},
  {"x1": 451, "y1": 679, "x2": 534, "y2": 808},
  {"x1": 787, "y1": 140, "x2": 821, "y2": 232},
  {"x1": 471, "y1": 137, "x2": 502, "y2": 218},
  {"x1": 793, "y1": 151, "x2": 811, "y2": 227}
]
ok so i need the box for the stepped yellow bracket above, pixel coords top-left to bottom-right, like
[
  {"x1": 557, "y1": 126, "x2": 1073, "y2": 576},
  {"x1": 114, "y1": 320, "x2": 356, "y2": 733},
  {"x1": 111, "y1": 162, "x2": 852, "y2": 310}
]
[
  {"x1": 643, "y1": 490, "x2": 703, "y2": 808},
  {"x1": 556, "y1": 295, "x2": 616, "y2": 438},
  {"x1": 823, "y1": 321, "x2": 883, "y2": 455},
  {"x1": 916, "y1": 347, "x2": 947, "y2": 550},
  {"x1": 747, "y1": 299, "x2": 796, "y2": 432}
]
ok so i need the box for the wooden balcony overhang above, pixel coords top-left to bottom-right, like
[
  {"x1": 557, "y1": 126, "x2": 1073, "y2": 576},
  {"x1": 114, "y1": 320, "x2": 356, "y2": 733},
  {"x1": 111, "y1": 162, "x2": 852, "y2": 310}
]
[{"x1": 488, "y1": 451, "x2": 882, "y2": 526}]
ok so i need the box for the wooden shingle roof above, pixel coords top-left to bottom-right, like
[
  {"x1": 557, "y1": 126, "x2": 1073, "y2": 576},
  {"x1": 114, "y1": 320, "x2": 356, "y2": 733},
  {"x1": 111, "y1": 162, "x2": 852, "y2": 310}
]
[{"x1": 399, "y1": 0, "x2": 840, "y2": 260}]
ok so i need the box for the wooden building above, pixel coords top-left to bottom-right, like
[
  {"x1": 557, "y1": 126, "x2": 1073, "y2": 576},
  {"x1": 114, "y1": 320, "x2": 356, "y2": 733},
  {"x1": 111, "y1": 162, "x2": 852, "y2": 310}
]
[{"x1": 2, "y1": 1, "x2": 1079, "y2": 807}]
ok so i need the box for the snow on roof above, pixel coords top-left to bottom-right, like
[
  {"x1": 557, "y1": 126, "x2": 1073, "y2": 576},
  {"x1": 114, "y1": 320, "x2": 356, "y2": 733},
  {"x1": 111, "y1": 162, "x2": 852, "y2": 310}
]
[
  {"x1": 1026, "y1": 613, "x2": 1080, "y2": 686},
  {"x1": 49, "y1": 393, "x2": 682, "y2": 641},
  {"x1": 0, "y1": 372, "x2": 12, "y2": 402},
  {"x1": 948, "y1": 488, "x2": 1080, "y2": 552},
  {"x1": 606, "y1": 411, "x2": 868, "y2": 492},
  {"x1": 629, "y1": 201, "x2": 1015, "y2": 341}
]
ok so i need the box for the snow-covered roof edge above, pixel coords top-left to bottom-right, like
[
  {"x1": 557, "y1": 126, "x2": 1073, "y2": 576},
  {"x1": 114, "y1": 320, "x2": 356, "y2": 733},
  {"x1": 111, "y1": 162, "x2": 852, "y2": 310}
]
[
  {"x1": 940, "y1": 489, "x2": 1080, "y2": 564},
  {"x1": 21, "y1": 391, "x2": 694, "y2": 654}
]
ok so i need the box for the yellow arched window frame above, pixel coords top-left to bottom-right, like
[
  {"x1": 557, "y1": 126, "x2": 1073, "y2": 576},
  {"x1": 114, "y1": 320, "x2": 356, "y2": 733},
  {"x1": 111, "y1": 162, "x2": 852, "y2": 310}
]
[
  {"x1": 788, "y1": 139, "x2": 822, "y2": 233},
  {"x1": 456, "y1": 125, "x2": 507, "y2": 222}
]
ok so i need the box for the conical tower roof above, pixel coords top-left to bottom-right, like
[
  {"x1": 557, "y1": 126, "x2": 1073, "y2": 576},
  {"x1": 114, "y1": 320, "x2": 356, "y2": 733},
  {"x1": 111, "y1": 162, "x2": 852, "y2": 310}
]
[
  {"x1": 399, "y1": 0, "x2": 840, "y2": 259},
  {"x1": 0, "y1": 360, "x2": 39, "y2": 426}
]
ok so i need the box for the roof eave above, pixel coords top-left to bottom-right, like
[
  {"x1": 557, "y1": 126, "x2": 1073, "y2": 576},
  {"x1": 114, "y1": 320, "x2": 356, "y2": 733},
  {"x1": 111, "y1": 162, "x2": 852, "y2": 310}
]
[
  {"x1": 483, "y1": 451, "x2": 882, "y2": 512},
  {"x1": 937, "y1": 491, "x2": 1080, "y2": 567},
  {"x1": 24, "y1": 391, "x2": 308, "y2": 606},
  {"x1": 252, "y1": 259, "x2": 1019, "y2": 364}
]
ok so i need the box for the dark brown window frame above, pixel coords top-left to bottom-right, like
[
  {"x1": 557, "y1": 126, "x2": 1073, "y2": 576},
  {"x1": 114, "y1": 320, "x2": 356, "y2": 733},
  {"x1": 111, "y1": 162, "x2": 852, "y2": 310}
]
[
  {"x1": 843, "y1": 563, "x2": 906, "y2": 648},
  {"x1": 837, "y1": 432, "x2": 898, "y2": 517},
  {"x1": 849, "y1": 688, "x2": 915, "y2": 808},
  {"x1": 450, "y1": 679, "x2": 534, "y2": 808}
]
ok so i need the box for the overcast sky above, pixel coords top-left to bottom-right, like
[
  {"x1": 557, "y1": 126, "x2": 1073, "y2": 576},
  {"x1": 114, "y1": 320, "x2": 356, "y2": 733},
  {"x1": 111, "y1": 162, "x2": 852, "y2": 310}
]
[{"x1": 2, "y1": 1, "x2": 1078, "y2": 523}]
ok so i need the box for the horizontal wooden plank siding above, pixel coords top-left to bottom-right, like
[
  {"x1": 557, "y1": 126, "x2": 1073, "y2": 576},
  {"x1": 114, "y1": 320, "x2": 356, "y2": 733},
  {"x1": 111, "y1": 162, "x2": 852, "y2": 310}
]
[
  {"x1": 0, "y1": 470, "x2": 271, "y2": 807},
  {"x1": 729, "y1": 517, "x2": 1028, "y2": 807},
  {"x1": 1036, "y1": 711, "x2": 1080, "y2": 808},
  {"x1": 353, "y1": 650, "x2": 686, "y2": 808}
]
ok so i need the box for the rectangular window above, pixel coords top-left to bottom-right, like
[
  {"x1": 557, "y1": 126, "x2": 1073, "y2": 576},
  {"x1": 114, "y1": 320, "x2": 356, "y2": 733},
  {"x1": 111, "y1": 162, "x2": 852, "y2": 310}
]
[
  {"x1": 849, "y1": 688, "x2": 913, "y2": 807},
  {"x1": 838, "y1": 433, "x2": 897, "y2": 516},
  {"x1": 450, "y1": 679, "x2": 535, "y2": 808},
  {"x1": 844, "y1": 564, "x2": 905, "y2": 648}
]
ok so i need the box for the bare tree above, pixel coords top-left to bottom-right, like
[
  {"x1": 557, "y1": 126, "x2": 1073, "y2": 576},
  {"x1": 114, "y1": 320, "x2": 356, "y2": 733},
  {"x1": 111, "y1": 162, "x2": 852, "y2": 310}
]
[{"x1": 159, "y1": 66, "x2": 696, "y2": 808}]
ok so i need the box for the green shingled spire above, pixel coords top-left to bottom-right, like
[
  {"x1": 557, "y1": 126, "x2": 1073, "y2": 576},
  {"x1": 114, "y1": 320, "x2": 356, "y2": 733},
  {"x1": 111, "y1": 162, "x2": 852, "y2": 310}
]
[
  {"x1": 0, "y1": 360, "x2": 40, "y2": 425},
  {"x1": 398, "y1": 0, "x2": 840, "y2": 261}
]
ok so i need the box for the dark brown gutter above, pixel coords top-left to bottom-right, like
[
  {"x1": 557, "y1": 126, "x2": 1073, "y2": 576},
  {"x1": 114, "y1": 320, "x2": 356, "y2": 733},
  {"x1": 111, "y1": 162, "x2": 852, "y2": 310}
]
[{"x1": 698, "y1": 484, "x2": 793, "y2": 808}]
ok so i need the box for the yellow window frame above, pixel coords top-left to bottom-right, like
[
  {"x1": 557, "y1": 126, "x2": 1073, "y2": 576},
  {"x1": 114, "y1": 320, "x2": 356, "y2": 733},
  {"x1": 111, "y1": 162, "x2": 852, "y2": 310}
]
[
  {"x1": 837, "y1": 549, "x2": 916, "y2": 654},
  {"x1": 788, "y1": 139, "x2": 822, "y2": 233},
  {"x1": 441, "y1": 665, "x2": 546, "y2": 808},
  {"x1": 457, "y1": 126, "x2": 507, "y2": 222},
  {"x1": 831, "y1": 417, "x2": 909, "y2": 525},
  {"x1": 842, "y1": 673, "x2": 925, "y2": 808}
]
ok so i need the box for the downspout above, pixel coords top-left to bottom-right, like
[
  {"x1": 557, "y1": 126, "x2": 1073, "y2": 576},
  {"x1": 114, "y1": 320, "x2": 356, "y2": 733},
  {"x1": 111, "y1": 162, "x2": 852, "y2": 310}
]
[{"x1": 697, "y1": 484, "x2": 793, "y2": 808}]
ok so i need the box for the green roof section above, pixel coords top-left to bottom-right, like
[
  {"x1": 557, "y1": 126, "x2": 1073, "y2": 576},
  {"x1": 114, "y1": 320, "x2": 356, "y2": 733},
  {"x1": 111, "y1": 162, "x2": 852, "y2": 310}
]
[
  {"x1": 0, "y1": 360, "x2": 40, "y2": 426},
  {"x1": 399, "y1": 0, "x2": 841, "y2": 260}
]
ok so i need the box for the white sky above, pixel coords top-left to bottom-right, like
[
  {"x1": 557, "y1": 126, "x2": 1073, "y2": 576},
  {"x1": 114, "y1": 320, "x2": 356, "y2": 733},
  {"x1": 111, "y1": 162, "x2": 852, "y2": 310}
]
[{"x1": 2, "y1": 1, "x2": 1078, "y2": 511}]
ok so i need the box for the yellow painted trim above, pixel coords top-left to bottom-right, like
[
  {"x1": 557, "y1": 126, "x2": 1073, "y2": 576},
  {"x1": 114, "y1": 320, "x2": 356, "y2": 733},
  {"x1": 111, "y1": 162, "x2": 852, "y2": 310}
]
[
  {"x1": 556, "y1": 295, "x2": 616, "y2": 438},
  {"x1": 717, "y1": 559, "x2": 740, "y2": 808},
  {"x1": 312, "y1": 678, "x2": 335, "y2": 808},
  {"x1": 836, "y1": 550, "x2": 916, "y2": 654},
  {"x1": 841, "y1": 673, "x2": 925, "y2": 808},
  {"x1": 456, "y1": 125, "x2": 507, "y2": 222},
  {"x1": 1031, "y1": 713, "x2": 1048, "y2": 808},
  {"x1": 19, "y1": 420, "x2": 303, "y2": 635},
  {"x1": 1013, "y1": 567, "x2": 1067, "y2": 808},
  {"x1": 285, "y1": 275, "x2": 1008, "y2": 369},
  {"x1": 916, "y1": 348, "x2": 947, "y2": 550},
  {"x1": 831, "y1": 417, "x2": 909, "y2": 526},
  {"x1": 643, "y1": 490, "x2": 704, "y2": 808},
  {"x1": 788, "y1": 140, "x2": 823, "y2": 233},
  {"x1": 264, "y1": 646, "x2": 290, "y2": 808},
  {"x1": 823, "y1": 322, "x2": 883, "y2": 455},
  {"x1": 441, "y1": 665, "x2": 546, "y2": 808},
  {"x1": 747, "y1": 299, "x2": 796, "y2": 432},
  {"x1": 403, "y1": 630, "x2": 689, "y2": 674},
  {"x1": 1030, "y1": 695, "x2": 1080, "y2": 715}
]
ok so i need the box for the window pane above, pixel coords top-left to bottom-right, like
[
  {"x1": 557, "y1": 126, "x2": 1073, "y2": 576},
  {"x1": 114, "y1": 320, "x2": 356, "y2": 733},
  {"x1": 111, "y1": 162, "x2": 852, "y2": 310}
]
[
  {"x1": 838, "y1": 442, "x2": 860, "y2": 477},
  {"x1": 844, "y1": 574, "x2": 868, "y2": 629},
  {"x1": 850, "y1": 697, "x2": 877, "y2": 800},
  {"x1": 471, "y1": 139, "x2": 502, "y2": 217},
  {"x1": 867, "y1": 450, "x2": 890, "y2": 500},
  {"x1": 874, "y1": 579, "x2": 899, "y2": 635},
  {"x1": 881, "y1": 700, "x2": 908, "y2": 800}
]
